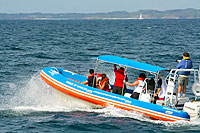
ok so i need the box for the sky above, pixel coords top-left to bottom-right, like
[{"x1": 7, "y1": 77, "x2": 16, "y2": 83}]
[{"x1": 0, "y1": 0, "x2": 200, "y2": 13}]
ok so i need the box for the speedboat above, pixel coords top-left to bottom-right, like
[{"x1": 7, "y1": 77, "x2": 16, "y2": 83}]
[{"x1": 40, "y1": 55, "x2": 200, "y2": 121}]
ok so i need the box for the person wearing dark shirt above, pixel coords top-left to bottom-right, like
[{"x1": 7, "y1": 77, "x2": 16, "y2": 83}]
[
  {"x1": 153, "y1": 74, "x2": 167, "y2": 104},
  {"x1": 83, "y1": 69, "x2": 96, "y2": 88},
  {"x1": 112, "y1": 64, "x2": 128, "y2": 95}
]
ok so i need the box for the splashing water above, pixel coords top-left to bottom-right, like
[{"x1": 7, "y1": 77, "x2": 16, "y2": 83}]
[{"x1": 8, "y1": 72, "x2": 94, "y2": 112}]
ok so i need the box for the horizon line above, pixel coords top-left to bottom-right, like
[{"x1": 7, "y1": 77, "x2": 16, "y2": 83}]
[{"x1": 0, "y1": 8, "x2": 200, "y2": 14}]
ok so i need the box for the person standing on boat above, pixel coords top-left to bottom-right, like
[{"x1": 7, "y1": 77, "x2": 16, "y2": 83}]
[
  {"x1": 125, "y1": 73, "x2": 146, "y2": 100},
  {"x1": 176, "y1": 52, "x2": 193, "y2": 98},
  {"x1": 112, "y1": 64, "x2": 128, "y2": 95},
  {"x1": 98, "y1": 74, "x2": 110, "y2": 92},
  {"x1": 83, "y1": 69, "x2": 96, "y2": 88},
  {"x1": 153, "y1": 74, "x2": 167, "y2": 104}
]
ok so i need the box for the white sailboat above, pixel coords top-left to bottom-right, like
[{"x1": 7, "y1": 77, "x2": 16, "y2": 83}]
[{"x1": 139, "y1": 13, "x2": 143, "y2": 19}]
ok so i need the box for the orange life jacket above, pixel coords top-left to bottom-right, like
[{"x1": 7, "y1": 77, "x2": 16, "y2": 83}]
[
  {"x1": 98, "y1": 78, "x2": 110, "y2": 92},
  {"x1": 87, "y1": 73, "x2": 95, "y2": 80},
  {"x1": 136, "y1": 77, "x2": 145, "y2": 81}
]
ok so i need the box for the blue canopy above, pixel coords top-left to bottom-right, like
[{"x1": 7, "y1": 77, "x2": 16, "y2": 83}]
[{"x1": 92, "y1": 55, "x2": 167, "y2": 73}]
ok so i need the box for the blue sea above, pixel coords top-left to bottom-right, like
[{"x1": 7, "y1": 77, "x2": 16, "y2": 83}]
[{"x1": 1, "y1": 19, "x2": 200, "y2": 132}]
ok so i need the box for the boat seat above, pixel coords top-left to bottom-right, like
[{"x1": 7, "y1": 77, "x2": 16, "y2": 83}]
[
  {"x1": 139, "y1": 93, "x2": 152, "y2": 103},
  {"x1": 124, "y1": 93, "x2": 131, "y2": 98},
  {"x1": 156, "y1": 100, "x2": 165, "y2": 106}
]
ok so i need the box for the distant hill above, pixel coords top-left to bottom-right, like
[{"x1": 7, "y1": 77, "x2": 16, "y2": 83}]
[{"x1": 0, "y1": 8, "x2": 200, "y2": 20}]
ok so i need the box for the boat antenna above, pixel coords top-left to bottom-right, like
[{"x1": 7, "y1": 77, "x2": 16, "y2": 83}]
[{"x1": 92, "y1": 59, "x2": 99, "y2": 87}]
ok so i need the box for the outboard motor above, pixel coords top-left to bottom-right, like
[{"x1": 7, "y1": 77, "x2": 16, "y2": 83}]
[{"x1": 183, "y1": 82, "x2": 200, "y2": 120}]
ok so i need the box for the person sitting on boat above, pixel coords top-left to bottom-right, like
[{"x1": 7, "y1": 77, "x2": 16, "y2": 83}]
[
  {"x1": 176, "y1": 52, "x2": 193, "y2": 98},
  {"x1": 125, "y1": 73, "x2": 146, "y2": 100},
  {"x1": 153, "y1": 74, "x2": 167, "y2": 104},
  {"x1": 96, "y1": 73, "x2": 103, "y2": 88},
  {"x1": 112, "y1": 64, "x2": 128, "y2": 95},
  {"x1": 98, "y1": 74, "x2": 110, "y2": 92},
  {"x1": 83, "y1": 69, "x2": 96, "y2": 88}
]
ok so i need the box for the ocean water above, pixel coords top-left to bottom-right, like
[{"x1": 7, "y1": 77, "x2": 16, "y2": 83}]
[{"x1": 1, "y1": 19, "x2": 200, "y2": 132}]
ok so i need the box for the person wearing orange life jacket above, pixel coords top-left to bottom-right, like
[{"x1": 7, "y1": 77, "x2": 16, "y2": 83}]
[
  {"x1": 82, "y1": 69, "x2": 96, "y2": 88},
  {"x1": 98, "y1": 74, "x2": 110, "y2": 92},
  {"x1": 125, "y1": 73, "x2": 146, "y2": 100},
  {"x1": 96, "y1": 73, "x2": 103, "y2": 88}
]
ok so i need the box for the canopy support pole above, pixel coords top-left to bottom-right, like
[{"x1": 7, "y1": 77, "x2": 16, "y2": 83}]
[
  {"x1": 92, "y1": 59, "x2": 99, "y2": 87},
  {"x1": 121, "y1": 67, "x2": 127, "y2": 96},
  {"x1": 199, "y1": 64, "x2": 200, "y2": 83}
]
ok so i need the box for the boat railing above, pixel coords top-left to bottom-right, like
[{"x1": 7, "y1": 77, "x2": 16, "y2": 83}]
[{"x1": 165, "y1": 68, "x2": 199, "y2": 107}]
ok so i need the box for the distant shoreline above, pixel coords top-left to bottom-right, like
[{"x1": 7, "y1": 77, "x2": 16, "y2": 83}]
[
  {"x1": 0, "y1": 18, "x2": 199, "y2": 20},
  {"x1": 1, "y1": 8, "x2": 200, "y2": 20}
]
